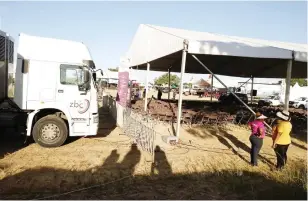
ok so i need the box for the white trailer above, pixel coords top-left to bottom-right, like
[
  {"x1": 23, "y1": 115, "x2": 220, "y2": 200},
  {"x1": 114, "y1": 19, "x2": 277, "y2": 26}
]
[{"x1": 0, "y1": 31, "x2": 103, "y2": 147}]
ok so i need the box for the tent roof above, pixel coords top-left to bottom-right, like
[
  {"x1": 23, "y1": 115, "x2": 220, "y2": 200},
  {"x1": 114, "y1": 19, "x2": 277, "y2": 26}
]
[
  {"x1": 194, "y1": 78, "x2": 211, "y2": 87},
  {"x1": 97, "y1": 70, "x2": 139, "y2": 82},
  {"x1": 97, "y1": 70, "x2": 118, "y2": 80},
  {"x1": 126, "y1": 24, "x2": 307, "y2": 78}
]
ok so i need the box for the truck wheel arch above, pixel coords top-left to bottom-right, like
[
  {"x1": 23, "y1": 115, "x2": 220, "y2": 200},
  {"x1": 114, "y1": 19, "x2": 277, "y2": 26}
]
[{"x1": 27, "y1": 108, "x2": 71, "y2": 137}]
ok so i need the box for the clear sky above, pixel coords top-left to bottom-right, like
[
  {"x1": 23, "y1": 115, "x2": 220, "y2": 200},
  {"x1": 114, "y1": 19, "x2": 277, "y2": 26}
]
[{"x1": 0, "y1": 1, "x2": 307, "y2": 84}]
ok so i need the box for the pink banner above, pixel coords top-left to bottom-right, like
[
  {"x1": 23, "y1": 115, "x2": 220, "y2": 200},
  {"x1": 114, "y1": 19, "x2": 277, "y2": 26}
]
[{"x1": 117, "y1": 72, "x2": 129, "y2": 107}]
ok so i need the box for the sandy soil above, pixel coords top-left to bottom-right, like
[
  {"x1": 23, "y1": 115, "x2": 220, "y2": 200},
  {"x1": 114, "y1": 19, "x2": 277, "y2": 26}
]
[{"x1": 0, "y1": 104, "x2": 306, "y2": 199}]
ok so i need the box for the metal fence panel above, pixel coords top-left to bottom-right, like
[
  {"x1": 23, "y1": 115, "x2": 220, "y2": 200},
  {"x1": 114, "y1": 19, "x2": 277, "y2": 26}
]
[{"x1": 123, "y1": 108, "x2": 156, "y2": 157}]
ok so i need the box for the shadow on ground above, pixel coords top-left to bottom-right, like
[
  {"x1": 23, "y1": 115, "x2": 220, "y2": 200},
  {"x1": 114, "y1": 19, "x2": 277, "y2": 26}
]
[
  {"x1": 0, "y1": 144, "x2": 306, "y2": 200},
  {"x1": 0, "y1": 129, "x2": 27, "y2": 159},
  {"x1": 0, "y1": 106, "x2": 117, "y2": 158},
  {"x1": 93, "y1": 107, "x2": 117, "y2": 138},
  {"x1": 187, "y1": 126, "x2": 276, "y2": 168}
]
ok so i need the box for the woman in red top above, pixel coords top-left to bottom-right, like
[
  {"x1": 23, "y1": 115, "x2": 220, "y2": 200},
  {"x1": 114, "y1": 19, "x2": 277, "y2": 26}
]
[{"x1": 248, "y1": 112, "x2": 267, "y2": 166}]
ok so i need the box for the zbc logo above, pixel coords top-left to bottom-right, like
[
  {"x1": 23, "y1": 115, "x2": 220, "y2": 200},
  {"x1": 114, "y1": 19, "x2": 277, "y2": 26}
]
[{"x1": 70, "y1": 99, "x2": 90, "y2": 114}]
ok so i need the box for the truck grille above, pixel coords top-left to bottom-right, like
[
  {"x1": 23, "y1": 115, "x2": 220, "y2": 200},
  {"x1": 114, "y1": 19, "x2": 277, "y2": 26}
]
[{"x1": 0, "y1": 34, "x2": 14, "y2": 63}]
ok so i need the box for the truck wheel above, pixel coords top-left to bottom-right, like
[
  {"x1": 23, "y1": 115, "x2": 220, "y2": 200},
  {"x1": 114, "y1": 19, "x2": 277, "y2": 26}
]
[
  {"x1": 32, "y1": 115, "x2": 68, "y2": 148},
  {"x1": 299, "y1": 105, "x2": 305, "y2": 110}
]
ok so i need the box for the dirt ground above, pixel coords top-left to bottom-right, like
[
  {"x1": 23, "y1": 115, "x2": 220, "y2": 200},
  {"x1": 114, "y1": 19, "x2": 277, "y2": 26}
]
[
  {"x1": 0, "y1": 105, "x2": 307, "y2": 199},
  {"x1": 104, "y1": 88, "x2": 219, "y2": 102}
]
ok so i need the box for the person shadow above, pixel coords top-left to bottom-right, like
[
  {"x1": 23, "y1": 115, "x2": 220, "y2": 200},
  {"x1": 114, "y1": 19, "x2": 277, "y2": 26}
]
[
  {"x1": 203, "y1": 129, "x2": 251, "y2": 165},
  {"x1": 100, "y1": 144, "x2": 141, "y2": 179},
  {"x1": 118, "y1": 144, "x2": 141, "y2": 177},
  {"x1": 151, "y1": 146, "x2": 172, "y2": 176},
  {"x1": 217, "y1": 127, "x2": 276, "y2": 167},
  {"x1": 102, "y1": 149, "x2": 120, "y2": 168}
]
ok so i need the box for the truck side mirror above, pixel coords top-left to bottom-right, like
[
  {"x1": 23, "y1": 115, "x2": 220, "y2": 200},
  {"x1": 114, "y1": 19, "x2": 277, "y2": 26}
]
[
  {"x1": 22, "y1": 59, "x2": 30, "y2": 73},
  {"x1": 93, "y1": 72, "x2": 96, "y2": 82}
]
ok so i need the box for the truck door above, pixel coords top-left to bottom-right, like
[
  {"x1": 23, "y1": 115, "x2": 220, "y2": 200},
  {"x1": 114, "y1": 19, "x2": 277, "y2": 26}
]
[{"x1": 56, "y1": 64, "x2": 91, "y2": 135}]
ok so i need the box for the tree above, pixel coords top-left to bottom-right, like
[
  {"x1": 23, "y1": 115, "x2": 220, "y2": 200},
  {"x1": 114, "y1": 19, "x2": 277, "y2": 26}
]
[
  {"x1": 290, "y1": 78, "x2": 307, "y2": 87},
  {"x1": 154, "y1": 73, "x2": 180, "y2": 86},
  {"x1": 108, "y1": 67, "x2": 119, "y2": 72},
  {"x1": 184, "y1": 83, "x2": 192, "y2": 88}
]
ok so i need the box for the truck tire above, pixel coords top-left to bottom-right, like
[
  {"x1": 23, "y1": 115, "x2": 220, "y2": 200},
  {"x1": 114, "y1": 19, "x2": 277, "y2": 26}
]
[
  {"x1": 32, "y1": 115, "x2": 68, "y2": 148},
  {"x1": 299, "y1": 105, "x2": 305, "y2": 110}
]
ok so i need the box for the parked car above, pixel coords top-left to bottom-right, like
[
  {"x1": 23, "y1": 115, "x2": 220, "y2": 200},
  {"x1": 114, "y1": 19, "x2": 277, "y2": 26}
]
[
  {"x1": 293, "y1": 97, "x2": 308, "y2": 109},
  {"x1": 289, "y1": 100, "x2": 295, "y2": 108},
  {"x1": 258, "y1": 95, "x2": 281, "y2": 107},
  {"x1": 219, "y1": 93, "x2": 249, "y2": 105}
]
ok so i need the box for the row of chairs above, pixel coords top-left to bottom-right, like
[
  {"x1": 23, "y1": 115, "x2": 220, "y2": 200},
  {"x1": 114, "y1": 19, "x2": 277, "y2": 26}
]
[
  {"x1": 132, "y1": 108, "x2": 238, "y2": 128},
  {"x1": 191, "y1": 111, "x2": 235, "y2": 126}
]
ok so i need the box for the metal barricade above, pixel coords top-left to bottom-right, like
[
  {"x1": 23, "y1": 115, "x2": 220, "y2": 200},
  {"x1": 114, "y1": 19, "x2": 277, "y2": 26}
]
[{"x1": 122, "y1": 108, "x2": 156, "y2": 161}]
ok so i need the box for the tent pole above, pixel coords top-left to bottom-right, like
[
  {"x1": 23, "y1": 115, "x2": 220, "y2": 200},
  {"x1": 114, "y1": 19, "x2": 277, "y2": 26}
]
[
  {"x1": 144, "y1": 62, "x2": 150, "y2": 111},
  {"x1": 192, "y1": 55, "x2": 255, "y2": 115},
  {"x1": 238, "y1": 77, "x2": 252, "y2": 89},
  {"x1": 251, "y1": 76, "x2": 254, "y2": 104},
  {"x1": 210, "y1": 74, "x2": 213, "y2": 102},
  {"x1": 168, "y1": 68, "x2": 171, "y2": 100},
  {"x1": 176, "y1": 40, "x2": 188, "y2": 139},
  {"x1": 284, "y1": 54, "x2": 293, "y2": 111},
  {"x1": 192, "y1": 54, "x2": 275, "y2": 131}
]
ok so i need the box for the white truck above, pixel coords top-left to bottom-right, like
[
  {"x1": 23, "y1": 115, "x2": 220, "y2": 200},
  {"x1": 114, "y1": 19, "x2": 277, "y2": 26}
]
[{"x1": 0, "y1": 31, "x2": 103, "y2": 147}]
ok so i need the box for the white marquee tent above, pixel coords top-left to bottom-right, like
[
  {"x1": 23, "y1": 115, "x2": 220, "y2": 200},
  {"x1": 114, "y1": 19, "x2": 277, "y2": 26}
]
[
  {"x1": 126, "y1": 24, "x2": 307, "y2": 78},
  {"x1": 290, "y1": 82, "x2": 308, "y2": 101},
  {"x1": 123, "y1": 24, "x2": 308, "y2": 138}
]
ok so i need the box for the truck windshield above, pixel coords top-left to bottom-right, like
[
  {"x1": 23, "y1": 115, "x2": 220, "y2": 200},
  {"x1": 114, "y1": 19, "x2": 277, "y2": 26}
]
[{"x1": 60, "y1": 65, "x2": 90, "y2": 86}]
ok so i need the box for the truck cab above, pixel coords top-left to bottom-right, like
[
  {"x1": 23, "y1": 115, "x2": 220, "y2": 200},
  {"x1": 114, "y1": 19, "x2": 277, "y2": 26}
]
[{"x1": 13, "y1": 33, "x2": 102, "y2": 147}]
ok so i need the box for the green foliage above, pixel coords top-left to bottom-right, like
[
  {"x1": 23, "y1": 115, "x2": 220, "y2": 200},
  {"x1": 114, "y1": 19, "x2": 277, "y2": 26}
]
[
  {"x1": 154, "y1": 73, "x2": 180, "y2": 85},
  {"x1": 184, "y1": 83, "x2": 193, "y2": 88},
  {"x1": 108, "y1": 67, "x2": 119, "y2": 72},
  {"x1": 290, "y1": 79, "x2": 307, "y2": 87}
]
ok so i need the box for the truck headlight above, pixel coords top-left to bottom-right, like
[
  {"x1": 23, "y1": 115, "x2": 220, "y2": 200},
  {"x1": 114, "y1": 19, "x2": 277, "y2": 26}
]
[{"x1": 93, "y1": 116, "x2": 99, "y2": 123}]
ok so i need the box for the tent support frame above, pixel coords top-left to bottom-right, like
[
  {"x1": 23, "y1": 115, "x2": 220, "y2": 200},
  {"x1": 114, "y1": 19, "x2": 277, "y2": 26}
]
[
  {"x1": 168, "y1": 68, "x2": 171, "y2": 100},
  {"x1": 251, "y1": 76, "x2": 254, "y2": 104},
  {"x1": 238, "y1": 77, "x2": 252, "y2": 89},
  {"x1": 210, "y1": 75, "x2": 214, "y2": 102},
  {"x1": 175, "y1": 40, "x2": 188, "y2": 138},
  {"x1": 192, "y1": 54, "x2": 275, "y2": 131},
  {"x1": 144, "y1": 62, "x2": 150, "y2": 111},
  {"x1": 284, "y1": 52, "x2": 294, "y2": 111},
  {"x1": 192, "y1": 55, "x2": 256, "y2": 114}
]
